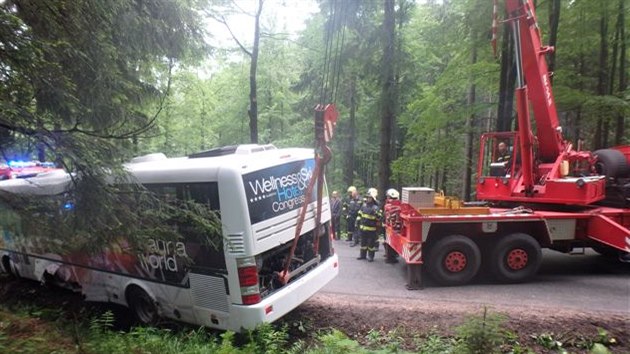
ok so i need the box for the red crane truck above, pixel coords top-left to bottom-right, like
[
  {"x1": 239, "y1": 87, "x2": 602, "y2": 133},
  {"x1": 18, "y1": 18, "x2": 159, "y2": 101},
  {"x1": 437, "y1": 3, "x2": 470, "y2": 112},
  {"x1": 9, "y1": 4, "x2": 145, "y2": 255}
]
[{"x1": 384, "y1": 0, "x2": 630, "y2": 288}]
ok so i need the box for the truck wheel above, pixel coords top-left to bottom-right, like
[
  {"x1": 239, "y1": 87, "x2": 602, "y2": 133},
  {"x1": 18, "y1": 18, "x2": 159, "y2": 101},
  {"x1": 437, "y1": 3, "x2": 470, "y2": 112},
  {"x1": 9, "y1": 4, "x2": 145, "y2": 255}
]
[
  {"x1": 127, "y1": 286, "x2": 158, "y2": 325},
  {"x1": 594, "y1": 149, "x2": 629, "y2": 179},
  {"x1": 490, "y1": 233, "x2": 541, "y2": 283},
  {"x1": 426, "y1": 235, "x2": 481, "y2": 286}
]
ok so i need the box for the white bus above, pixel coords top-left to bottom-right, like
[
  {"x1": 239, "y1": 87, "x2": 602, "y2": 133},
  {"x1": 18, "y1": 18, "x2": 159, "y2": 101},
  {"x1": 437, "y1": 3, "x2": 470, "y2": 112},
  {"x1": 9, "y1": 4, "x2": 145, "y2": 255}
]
[{"x1": 0, "y1": 145, "x2": 339, "y2": 331}]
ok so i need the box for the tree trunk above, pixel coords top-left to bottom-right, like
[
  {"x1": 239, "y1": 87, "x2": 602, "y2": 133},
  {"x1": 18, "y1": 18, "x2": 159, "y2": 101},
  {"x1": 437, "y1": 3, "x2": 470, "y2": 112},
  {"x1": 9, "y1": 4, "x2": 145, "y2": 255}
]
[
  {"x1": 248, "y1": 0, "x2": 263, "y2": 144},
  {"x1": 344, "y1": 77, "x2": 357, "y2": 186},
  {"x1": 615, "y1": 0, "x2": 626, "y2": 145},
  {"x1": 547, "y1": 0, "x2": 560, "y2": 83},
  {"x1": 594, "y1": 9, "x2": 609, "y2": 149},
  {"x1": 392, "y1": 0, "x2": 410, "y2": 170},
  {"x1": 463, "y1": 44, "x2": 477, "y2": 202},
  {"x1": 574, "y1": 8, "x2": 586, "y2": 144},
  {"x1": 378, "y1": 0, "x2": 396, "y2": 203}
]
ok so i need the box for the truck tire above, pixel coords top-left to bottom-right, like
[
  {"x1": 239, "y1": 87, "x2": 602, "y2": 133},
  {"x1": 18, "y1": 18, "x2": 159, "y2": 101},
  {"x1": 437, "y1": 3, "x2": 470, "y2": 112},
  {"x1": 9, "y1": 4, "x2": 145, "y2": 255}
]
[
  {"x1": 127, "y1": 286, "x2": 158, "y2": 325},
  {"x1": 594, "y1": 149, "x2": 629, "y2": 179},
  {"x1": 490, "y1": 233, "x2": 541, "y2": 283},
  {"x1": 426, "y1": 235, "x2": 481, "y2": 286}
]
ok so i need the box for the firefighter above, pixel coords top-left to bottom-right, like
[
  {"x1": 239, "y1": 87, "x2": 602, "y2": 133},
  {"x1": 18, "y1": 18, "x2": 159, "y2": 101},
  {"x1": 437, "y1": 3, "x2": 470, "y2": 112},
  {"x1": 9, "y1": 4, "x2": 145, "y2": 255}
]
[
  {"x1": 343, "y1": 186, "x2": 361, "y2": 244},
  {"x1": 496, "y1": 141, "x2": 511, "y2": 163},
  {"x1": 367, "y1": 187, "x2": 380, "y2": 250},
  {"x1": 383, "y1": 188, "x2": 400, "y2": 264},
  {"x1": 356, "y1": 191, "x2": 382, "y2": 262}
]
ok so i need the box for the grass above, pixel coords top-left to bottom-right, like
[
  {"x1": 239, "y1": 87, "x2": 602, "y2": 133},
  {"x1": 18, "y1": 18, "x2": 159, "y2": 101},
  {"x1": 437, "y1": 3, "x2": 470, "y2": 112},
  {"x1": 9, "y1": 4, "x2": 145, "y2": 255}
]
[{"x1": 0, "y1": 303, "x2": 620, "y2": 354}]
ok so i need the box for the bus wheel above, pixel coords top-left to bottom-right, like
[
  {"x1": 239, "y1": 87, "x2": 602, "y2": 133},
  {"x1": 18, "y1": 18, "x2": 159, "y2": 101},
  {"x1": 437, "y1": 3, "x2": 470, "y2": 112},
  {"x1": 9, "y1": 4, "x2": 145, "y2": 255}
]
[
  {"x1": 490, "y1": 233, "x2": 541, "y2": 283},
  {"x1": 427, "y1": 235, "x2": 481, "y2": 286},
  {"x1": 1, "y1": 256, "x2": 17, "y2": 278},
  {"x1": 127, "y1": 286, "x2": 158, "y2": 325}
]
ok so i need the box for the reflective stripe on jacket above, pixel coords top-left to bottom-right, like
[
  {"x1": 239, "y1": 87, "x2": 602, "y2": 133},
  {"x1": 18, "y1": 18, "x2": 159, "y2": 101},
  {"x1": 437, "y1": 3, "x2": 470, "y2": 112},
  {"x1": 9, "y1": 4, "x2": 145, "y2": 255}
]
[{"x1": 358, "y1": 203, "x2": 382, "y2": 231}]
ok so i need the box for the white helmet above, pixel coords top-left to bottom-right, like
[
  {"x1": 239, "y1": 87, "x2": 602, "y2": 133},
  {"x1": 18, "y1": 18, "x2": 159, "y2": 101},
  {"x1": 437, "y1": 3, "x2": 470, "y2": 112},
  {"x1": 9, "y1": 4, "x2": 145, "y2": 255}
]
[
  {"x1": 367, "y1": 188, "x2": 378, "y2": 199},
  {"x1": 347, "y1": 186, "x2": 357, "y2": 193},
  {"x1": 386, "y1": 188, "x2": 399, "y2": 200}
]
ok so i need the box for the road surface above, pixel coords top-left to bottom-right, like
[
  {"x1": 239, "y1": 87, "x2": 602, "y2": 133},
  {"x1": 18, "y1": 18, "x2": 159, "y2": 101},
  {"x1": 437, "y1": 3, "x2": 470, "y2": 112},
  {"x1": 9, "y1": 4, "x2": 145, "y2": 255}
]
[{"x1": 323, "y1": 239, "x2": 630, "y2": 315}]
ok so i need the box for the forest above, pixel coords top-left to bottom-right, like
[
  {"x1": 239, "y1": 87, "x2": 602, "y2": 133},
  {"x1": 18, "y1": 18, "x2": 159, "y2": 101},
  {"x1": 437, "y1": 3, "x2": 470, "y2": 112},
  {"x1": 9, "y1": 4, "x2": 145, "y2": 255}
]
[{"x1": 1, "y1": 0, "x2": 628, "y2": 201}]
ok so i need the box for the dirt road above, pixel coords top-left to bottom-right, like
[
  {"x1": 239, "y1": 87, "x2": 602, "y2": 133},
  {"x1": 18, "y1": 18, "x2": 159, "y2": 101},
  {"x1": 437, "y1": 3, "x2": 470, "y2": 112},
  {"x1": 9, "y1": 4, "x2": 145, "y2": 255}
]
[{"x1": 284, "y1": 239, "x2": 630, "y2": 352}]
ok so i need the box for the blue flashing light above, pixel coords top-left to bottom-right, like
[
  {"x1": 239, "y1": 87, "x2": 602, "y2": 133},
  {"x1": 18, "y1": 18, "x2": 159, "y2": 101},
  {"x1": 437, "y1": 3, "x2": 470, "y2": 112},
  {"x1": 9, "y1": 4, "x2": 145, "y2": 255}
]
[{"x1": 63, "y1": 202, "x2": 74, "y2": 210}]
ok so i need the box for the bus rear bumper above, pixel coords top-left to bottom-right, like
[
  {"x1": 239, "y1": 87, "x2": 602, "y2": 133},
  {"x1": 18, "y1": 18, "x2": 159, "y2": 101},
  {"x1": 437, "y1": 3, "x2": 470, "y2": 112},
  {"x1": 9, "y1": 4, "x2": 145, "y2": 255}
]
[{"x1": 229, "y1": 254, "x2": 339, "y2": 331}]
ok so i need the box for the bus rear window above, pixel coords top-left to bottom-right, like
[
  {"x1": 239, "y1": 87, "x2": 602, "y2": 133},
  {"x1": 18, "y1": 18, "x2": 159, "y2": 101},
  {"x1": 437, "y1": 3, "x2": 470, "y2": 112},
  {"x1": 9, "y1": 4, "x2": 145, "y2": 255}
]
[{"x1": 243, "y1": 159, "x2": 317, "y2": 224}]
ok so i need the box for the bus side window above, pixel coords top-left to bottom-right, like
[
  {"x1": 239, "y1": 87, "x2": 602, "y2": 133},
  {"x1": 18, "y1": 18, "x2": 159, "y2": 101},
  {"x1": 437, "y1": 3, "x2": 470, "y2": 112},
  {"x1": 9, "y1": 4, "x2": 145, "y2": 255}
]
[
  {"x1": 144, "y1": 182, "x2": 225, "y2": 271},
  {"x1": 181, "y1": 183, "x2": 220, "y2": 211}
]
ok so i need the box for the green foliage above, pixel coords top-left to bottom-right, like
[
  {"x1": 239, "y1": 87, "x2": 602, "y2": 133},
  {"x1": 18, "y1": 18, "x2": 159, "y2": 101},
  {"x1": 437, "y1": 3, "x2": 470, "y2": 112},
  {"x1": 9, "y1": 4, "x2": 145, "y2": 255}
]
[
  {"x1": 414, "y1": 327, "x2": 458, "y2": 354},
  {"x1": 313, "y1": 329, "x2": 365, "y2": 353},
  {"x1": 530, "y1": 327, "x2": 619, "y2": 353},
  {"x1": 0, "y1": 0, "x2": 208, "y2": 161},
  {"x1": 0, "y1": 0, "x2": 210, "y2": 250},
  {"x1": 590, "y1": 343, "x2": 612, "y2": 354},
  {"x1": 454, "y1": 307, "x2": 506, "y2": 354},
  {"x1": 243, "y1": 323, "x2": 289, "y2": 354},
  {"x1": 531, "y1": 333, "x2": 566, "y2": 352},
  {"x1": 2, "y1": 303, "x2": 624, "y2": 354},
  {"x1": 364, "y1": 327, "x2": 407, "y2": 352}
]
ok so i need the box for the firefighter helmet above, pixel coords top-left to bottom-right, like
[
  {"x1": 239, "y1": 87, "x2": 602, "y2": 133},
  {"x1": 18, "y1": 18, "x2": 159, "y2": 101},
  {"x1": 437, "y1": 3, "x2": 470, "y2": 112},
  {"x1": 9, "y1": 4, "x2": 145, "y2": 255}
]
[
  {"x1": 386, "y1": 188, "x2": 400, "y2": 200},
  {"x1": 347, "y1": 186, "x2": 357, "y2": 193},
  {"x1": 367, "y1": 187, "x2": 378, "y2": 199}
]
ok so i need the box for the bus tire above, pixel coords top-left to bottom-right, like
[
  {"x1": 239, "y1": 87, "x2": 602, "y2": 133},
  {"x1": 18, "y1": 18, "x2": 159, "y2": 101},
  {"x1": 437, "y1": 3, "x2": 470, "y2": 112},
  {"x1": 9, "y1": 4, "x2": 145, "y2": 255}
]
[
  {"x1": 490, "y1": 233, "x2": 541, "y2": 283},
  {"x1": 1, "y1": 255, "x2": 17, "y2": 278},
  {"x1": 127, "y1": 286, "x2": 158, "y2": 325},
  {"x1": 426, "y1": 235, "x2": 481, "y2": 286}
]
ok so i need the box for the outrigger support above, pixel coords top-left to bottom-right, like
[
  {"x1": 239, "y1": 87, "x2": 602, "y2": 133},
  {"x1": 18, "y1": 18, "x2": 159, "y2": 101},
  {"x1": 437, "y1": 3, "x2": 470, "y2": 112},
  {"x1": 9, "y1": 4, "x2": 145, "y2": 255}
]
[{"x1": 406, "y1": 264, "x2": 423, "y2": 290}]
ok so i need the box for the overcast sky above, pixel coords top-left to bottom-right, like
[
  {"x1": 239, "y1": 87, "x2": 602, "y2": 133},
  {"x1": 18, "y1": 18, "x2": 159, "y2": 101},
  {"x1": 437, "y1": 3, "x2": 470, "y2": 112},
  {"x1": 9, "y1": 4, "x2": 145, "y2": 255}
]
[{"x1": 207, "y1": 0, "x2": 320, "y2": 48}]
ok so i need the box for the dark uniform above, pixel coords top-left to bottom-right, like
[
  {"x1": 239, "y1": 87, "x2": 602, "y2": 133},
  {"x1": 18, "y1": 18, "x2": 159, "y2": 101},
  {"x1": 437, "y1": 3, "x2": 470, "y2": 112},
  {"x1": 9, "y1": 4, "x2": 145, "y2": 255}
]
[
  {"x1": 356, "y1": 195, "x2": 382, "y2": 262},
  {"x1": 331, "y1": 194, "x2": 342, "y2": 239},
  {"x1": 343, "y1": 193, "x2": 361, "y2": 243},
  {"x1": 496, "y1": 143, "x2": 511, "y2": 165},
  {"x1": 497, "y1": 152, "x2": 511, "y2": 163}
]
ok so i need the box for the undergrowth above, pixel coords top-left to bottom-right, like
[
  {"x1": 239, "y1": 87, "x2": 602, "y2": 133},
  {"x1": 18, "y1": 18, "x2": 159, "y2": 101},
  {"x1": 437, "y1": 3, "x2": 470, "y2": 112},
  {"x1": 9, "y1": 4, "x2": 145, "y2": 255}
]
[{"x1": 0, "y1": 304, "x2": 620, "y2": 354}]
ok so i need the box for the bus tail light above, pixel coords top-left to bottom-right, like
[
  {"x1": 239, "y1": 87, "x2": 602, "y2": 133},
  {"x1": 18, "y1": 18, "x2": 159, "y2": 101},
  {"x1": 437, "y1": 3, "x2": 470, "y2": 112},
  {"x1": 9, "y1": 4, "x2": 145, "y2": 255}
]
[
  {"x1": 241, "y1": 293, "x2": 262, "y2": 305},
  {"x1": 237, "y1": 257, "x2": 262, "y2": 305},
  {"x1": 238, "y1": 266, "x2": 258, "y2": 287}
]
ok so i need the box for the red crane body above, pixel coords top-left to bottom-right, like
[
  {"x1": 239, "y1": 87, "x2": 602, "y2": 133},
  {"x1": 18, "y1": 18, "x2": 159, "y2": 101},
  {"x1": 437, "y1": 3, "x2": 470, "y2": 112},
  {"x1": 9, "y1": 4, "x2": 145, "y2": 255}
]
[
  {"x1": 476, "y1": 0, "x2": 616, "y2": 205},
  {"x1": 382, "y1": 0, "x2": 630, "y2": 289}
]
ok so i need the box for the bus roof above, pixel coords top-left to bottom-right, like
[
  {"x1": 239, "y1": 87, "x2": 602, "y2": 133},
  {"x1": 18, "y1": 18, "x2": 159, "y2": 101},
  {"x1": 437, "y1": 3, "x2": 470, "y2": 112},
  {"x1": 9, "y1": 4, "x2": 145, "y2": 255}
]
[
  {"x1": 126, "y1": 146, "x2": 314, "y2": 184},
  {"x1": 0, "y1": 145, "x2": 316, "y2": 193}
]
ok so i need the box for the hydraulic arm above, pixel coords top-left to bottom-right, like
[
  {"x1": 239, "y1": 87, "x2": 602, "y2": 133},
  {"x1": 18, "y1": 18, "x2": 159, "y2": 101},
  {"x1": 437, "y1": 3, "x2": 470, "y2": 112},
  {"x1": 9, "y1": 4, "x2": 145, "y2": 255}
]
[{"x1": 477, "y1": 0, "x2": 606, "y2": 205}]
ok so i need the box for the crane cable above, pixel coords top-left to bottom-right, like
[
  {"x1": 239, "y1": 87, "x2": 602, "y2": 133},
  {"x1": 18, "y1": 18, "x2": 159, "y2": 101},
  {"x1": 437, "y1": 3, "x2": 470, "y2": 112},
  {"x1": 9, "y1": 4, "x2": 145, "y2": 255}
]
[
  {"x1": 319, "y1": 0, "x2": 347, "y2": 105},
  {"x1": 312, "y1": 0, "x2": 344, "y2": 252},
  {"x1": 277, "y1": 2, "x2": 343, "y2": 285}
]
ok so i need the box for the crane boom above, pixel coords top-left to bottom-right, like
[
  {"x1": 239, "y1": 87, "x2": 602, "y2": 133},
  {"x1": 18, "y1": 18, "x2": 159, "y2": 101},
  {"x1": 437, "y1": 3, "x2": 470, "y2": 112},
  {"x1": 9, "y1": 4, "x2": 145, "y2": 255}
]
[
  {"x1": 476, "y1": 0, "x2": 610, "y2": 205},
  {"x1": 506, "y1": 0, "x2": 563, "y2": 162}
]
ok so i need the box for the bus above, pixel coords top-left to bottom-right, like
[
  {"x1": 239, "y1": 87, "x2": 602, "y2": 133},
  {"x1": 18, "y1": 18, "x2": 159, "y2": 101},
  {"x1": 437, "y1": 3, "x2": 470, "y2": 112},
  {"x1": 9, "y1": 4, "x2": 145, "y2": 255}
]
[{"x1": 0, "y1": 144, "x2": 339, "y2": 331}]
